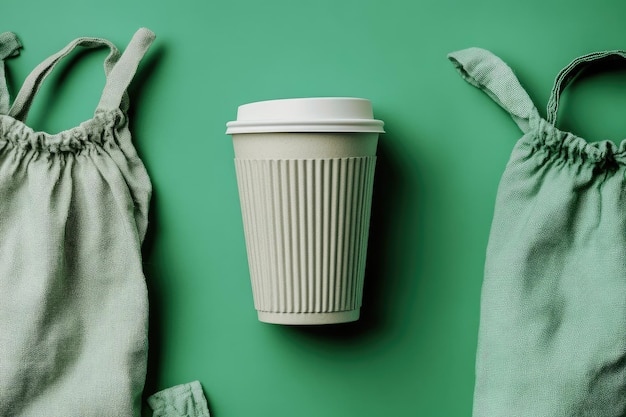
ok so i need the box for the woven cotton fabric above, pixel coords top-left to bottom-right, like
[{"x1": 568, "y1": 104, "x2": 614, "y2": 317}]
[
  {"x1": 449, "y1": 48, "x2": 626, "y2": 416},
  {"x1": 148, "y1": 381, "x2": 211, "y2": 417},
  {"x1": 0, "y1": 29, "x2": 154, "y2": 416}
]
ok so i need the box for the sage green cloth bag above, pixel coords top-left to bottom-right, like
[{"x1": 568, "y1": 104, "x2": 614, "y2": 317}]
[
  {"x1": 0, "y1": 29, "x2": 154, "y2": 416},
  {"x1": 449, "y1": 48, "x2": 626, "y2": 416}
]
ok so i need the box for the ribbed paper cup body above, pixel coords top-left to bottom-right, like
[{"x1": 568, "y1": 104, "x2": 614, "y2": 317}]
[{"x1": 226, "y1": 98, "x2": 384, "y2": 325}]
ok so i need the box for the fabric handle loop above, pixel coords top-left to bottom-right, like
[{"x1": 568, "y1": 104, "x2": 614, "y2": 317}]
[
  {"x1": 448, "y1": 48, "x2": 539, "y2": 133},
  {"x1": 546, "y1": 50, "x2": 626, "y2": 125},
  {"x1": 0, "y1": 32, "x2": 22, "y2": 115},
  {"x1": 97, "y1": 28, "x2": 155, "y2": 112},
  {"x1": 8, "y1": 37, "x2": 120, "y2": 122},
  {"x1": 8, "y1": 28, "x2": 155, "y2": 122}
]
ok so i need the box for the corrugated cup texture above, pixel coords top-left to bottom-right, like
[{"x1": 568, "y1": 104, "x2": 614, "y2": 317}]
[{"x1": 235, "y1": 156, "x2": 376, "y2": 324}]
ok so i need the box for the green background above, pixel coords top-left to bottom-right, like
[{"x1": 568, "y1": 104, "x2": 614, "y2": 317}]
[{"x1": 5, "y1": 0, "x2": 626, "y2": 415}]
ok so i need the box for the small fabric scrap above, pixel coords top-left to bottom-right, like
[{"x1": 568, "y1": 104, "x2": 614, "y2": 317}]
[{"x1": 148, "y1": 381, "x2": 210, "y2": 417}]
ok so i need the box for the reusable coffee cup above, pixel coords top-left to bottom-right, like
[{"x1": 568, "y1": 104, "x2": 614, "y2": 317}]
[{"x1": 226, "y1": 97, "x2": 384, "y2": 325}]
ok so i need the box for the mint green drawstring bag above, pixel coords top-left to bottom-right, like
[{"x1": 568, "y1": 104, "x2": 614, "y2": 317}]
[
  {"x1": 449, "y1": 48, "x2": 626, "y2": 416},
  {"x1": 0, "y1": 29, "x2": 154, "y2": 416}
]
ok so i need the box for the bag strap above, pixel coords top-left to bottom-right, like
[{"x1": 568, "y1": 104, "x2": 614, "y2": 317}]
[
  {"x1": 97, "y1": 28, "x2": 155, "y2": 112},
  {"x1": 0, "y1": 32, "x2": 22, "y2": 115},
  {"x1": 8, "y1": 36, "x2": 120, "y2": 121},
  {"x1": 448, "y1": 47, "x2": 539, "y2": 133},
  {"x1": 546, "y1": 50, "x2": 626, "y2": 125},
  {"x1": 8, "y1": 28, "x2": 154, "y2": 122}
]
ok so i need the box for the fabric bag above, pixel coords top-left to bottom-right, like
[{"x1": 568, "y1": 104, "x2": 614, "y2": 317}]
[
  {"x1": 448, "y1": 48, "x2": 626, "y2": 416},
  {"x1": 0, "y1": 29, "x2": 154, "y2": 416}
]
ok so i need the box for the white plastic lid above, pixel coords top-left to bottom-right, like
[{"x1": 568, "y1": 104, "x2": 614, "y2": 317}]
[{"x1": 225, "y1": 97, "x2": 385, "y2": 134}]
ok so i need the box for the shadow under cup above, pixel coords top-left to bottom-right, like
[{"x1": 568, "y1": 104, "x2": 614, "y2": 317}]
[{"x1": 226, "y1": 98, "x2": 384, "y2": 325}]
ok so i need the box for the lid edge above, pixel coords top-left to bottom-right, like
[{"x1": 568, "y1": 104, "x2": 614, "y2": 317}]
[{"x1": 226, "y1": 119, "x2": 385, "y2": 134}]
